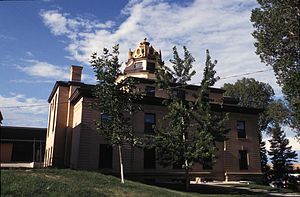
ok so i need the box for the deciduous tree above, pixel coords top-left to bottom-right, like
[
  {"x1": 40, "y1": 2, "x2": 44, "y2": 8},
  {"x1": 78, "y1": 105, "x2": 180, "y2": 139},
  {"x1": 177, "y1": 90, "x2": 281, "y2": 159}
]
[
  {"x1": 153, "y1": 47, "x2": 228, "y2": 191},
  {"x1": 223, "y1": 78, "x2": 289, "y2": 133},
  {"x1": 251, "y1": 0, "x2": 300, "y2": 137},
  {"x1": 223, "y1": 78, "x2": 291, "y2": 184},
  {"x1": 90, "y1": 45, "x2": 141, "y2": 183}
]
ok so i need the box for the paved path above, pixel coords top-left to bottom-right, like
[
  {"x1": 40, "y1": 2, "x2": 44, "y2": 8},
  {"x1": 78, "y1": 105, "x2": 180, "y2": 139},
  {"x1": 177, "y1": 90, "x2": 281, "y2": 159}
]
[{"x1": 199, "y1": 182, "x2": 300, "y2": 196}]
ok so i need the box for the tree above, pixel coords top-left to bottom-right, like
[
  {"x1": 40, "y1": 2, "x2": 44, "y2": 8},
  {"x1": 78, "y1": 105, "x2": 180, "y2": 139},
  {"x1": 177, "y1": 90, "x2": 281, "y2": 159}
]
[
  {"x1": 259, "y1": 133, "x2": 271, "y2": 184},
  {"x1": 268, "y1": 123, "x2": 298, "y2": 188},
  {"x1": 251, "y1": 0, "x2": 300, "y2": 137},
  {"x1": 223, "y1": 78, "x2": 289, "y2": 133},
  {"x1": 90, "y1": 45, "x2": 141, "y2": 183},
  {"x1": 223, "y1": 78, "x2": 291, "y2": 184},
  {"x1": 153, "y1": 47, "x2": 228, "y2": 191}
]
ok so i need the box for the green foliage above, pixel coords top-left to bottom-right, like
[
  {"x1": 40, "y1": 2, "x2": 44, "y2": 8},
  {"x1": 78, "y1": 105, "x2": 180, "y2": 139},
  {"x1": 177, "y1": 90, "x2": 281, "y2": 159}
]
[
  {"x1": 223, "y1": 78, "x2": 289, "y2": 133},
  {"x1": 90, "y1": 45, "x2": 142, "y2": 183},
  {"x1": 223, "y1": 78, "x2": 292, "y2": 184},
  {"x1": 258, "y1": 133, "x2": 271, "y2": 184},
  {"x1": 90, "y1": 45, "x2": 141, "y2": 146},
  {"x1": 268, "y1": 124, "x2": 298, "y2": 188},
  {"x1": 251, "y1": 0, "x2": 300, "y2": 137},
  {"x1": 156, "y1": 46, "x2": 196, "y2": 90},
  {"x1": 153, "y1": 47, "x2": 228, "y2": 190},
  {"x1": 223, "y1": 78, "x2": 274, "y2": 109},
  {"x1": 265, "y1": 100, "x2": 291, "y2": 130}
]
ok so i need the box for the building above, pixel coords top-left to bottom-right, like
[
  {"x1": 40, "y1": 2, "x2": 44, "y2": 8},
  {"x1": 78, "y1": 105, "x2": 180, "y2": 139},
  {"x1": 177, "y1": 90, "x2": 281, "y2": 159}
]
[
  {"x1": 1, "y1": 126, "x2": 46, "y2": 165},
  {"x1": 44, "y1": 39, "x2": 263, "y2": 182}
]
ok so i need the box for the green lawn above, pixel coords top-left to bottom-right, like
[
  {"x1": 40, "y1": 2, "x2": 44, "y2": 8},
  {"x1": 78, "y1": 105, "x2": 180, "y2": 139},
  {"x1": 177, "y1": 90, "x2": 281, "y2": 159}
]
[{"x1": 0, "y1": 169, "x2": 296, "y2": 196}]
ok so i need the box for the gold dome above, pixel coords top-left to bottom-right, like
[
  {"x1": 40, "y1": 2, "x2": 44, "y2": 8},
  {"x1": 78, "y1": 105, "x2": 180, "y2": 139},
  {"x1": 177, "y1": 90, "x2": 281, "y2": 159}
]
[
  {"x1": 128, "y1": 38, "x2": 161, "y2": 61},
  {"x1": 124, "y1": 39, "x2": 164, "y2": 80}
]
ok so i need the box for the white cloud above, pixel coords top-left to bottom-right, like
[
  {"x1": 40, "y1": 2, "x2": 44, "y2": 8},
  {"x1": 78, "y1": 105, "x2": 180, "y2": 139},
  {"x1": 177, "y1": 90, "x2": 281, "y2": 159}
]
[
  {"x1": 40, "y1": 9, "x2": 114, "y2": 36},
  {"x1": 10, "y1": 79, "x2": 54, "y2": 84},
  {"x1": 0, "y1": 34, "x2": 16, "y2": 41},
  {"x1": 25, "y1": 51, "x2": 34, "y2": 57},
  {"x1": 0, "y1": 94, "x2": 48, "y2": 127},
  {"x1": 40, "y1": 10, "x2": 70, "y2": 35},
  {"x1": 265, "y1": 137, "x2": 300, "y2": 151},
  {"x1": 40, "y1": 0, "x2": 282, "y2": 95},
  {"x1": 17, "y1": 59, "x2": 69, "y2": 80}
]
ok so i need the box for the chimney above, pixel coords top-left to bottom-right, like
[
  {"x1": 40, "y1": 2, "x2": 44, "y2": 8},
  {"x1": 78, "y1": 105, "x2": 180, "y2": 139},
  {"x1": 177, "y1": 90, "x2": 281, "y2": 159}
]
[{"x1": 70, "y1": 65, "x2": 83, "y2": 82}]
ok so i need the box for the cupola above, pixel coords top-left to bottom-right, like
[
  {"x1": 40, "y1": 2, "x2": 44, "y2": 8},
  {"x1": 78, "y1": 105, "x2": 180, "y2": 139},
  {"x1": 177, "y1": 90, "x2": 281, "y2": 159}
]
[{"x1": 124, "y1": 38, "x2": 164, "y2": 80}]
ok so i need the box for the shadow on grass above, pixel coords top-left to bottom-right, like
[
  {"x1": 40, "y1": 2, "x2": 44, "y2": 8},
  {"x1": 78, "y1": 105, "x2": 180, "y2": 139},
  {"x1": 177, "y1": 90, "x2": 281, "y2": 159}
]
[{"x1": 149, "y1": 182, "x2": 265, "y2": 195}]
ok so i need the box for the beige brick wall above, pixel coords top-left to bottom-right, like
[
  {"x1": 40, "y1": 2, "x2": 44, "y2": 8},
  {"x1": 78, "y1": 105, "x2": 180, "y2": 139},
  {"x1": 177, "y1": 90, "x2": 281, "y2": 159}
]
[{"x1": 45, "y1": 81, "x2": 261, "y2": 182}]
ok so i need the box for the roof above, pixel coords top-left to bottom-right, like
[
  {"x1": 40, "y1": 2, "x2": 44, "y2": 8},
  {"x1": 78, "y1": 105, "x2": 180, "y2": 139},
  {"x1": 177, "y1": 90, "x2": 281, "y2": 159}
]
[
  {"x1": 131, "y1": 77, "x2": 226, "y2": 93},
  {"x1": 1, "y1": 126, "x2": 46, "y2": 141},
  {"x1": 50, "y1": 77, "x2": 263, "y2": 115},
  {"x1": 48, "y1": 81, "x2": 93, "y2": 102}
]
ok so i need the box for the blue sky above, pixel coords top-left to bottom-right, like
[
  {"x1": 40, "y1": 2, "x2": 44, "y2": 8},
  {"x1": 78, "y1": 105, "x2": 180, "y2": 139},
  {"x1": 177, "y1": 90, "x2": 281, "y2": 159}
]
[{"x1": 0, "y1": 0, "x2": 299, "y2": 158}]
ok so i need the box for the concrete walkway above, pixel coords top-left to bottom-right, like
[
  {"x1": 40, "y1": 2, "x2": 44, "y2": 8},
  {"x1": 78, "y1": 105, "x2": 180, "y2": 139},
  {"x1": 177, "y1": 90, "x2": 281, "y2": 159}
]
[
  {"x1": 1, "y1": 162, "x2": 42, "y2": 168},
  {"x1": 199, "y1": 182, "x2": 300, "y2": 197}
]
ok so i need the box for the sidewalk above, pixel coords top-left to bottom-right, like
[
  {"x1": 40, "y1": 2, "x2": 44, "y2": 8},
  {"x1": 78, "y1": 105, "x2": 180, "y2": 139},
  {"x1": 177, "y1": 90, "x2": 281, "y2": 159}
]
[
  {"x1": 200, "y1": 182, "x2": 300, "y2": 197},
  {"x1": 1, "y1": 162, "x2": 42, "y2": 168}
]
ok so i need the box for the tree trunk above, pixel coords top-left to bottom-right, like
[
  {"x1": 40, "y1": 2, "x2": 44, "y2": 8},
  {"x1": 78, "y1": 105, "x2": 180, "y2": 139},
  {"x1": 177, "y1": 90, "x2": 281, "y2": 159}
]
[
  {"x1": 182, "y1": 117, "x2": 189, "y2": 191},
  {"x1": 118, "y1": 145, "x2": 125, "y2": 183},
  {"x1": 185, "y1": 165, "x2": 190, "y2": 191}
]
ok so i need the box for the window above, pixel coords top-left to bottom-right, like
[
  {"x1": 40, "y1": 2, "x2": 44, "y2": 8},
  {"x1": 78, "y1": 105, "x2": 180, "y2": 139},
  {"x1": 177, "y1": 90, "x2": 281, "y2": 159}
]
[
  {"x1": 146, "y1": 62, "x2": 156, "y2": 73},
  {"x1": 144, "y1": 148, "x2": 156, "y2": 169},
  {"x1": 134, "y1": 62, "x2": 143, "y2": 69},
  {"x1": 52, "y1": 94, "x2": 57, "y2": 132},
  {"x1": 50, "y1": 147, "x2": 53, "y2": 165},
  {"x1": 237, "y1": 121, "x2": 246, "y2": 138},
  {"x1": 239, "y1": 150, "x2": 248, "y2": 170},
  {"x1": 47, "y1": 103, "x2": 52, "y2": 137},
  {"x1": 144, "y1": 113, "x2": 156, "y2": 133},
  {"x1": 202, "y1": 157, "x2": 213, "y2": 170},
  {"x1": 145, "y1": 86, "x2": 155, "y2": 97},
  {"x1": 99, "y1": 144, "x2": 113, "y2": 169}
]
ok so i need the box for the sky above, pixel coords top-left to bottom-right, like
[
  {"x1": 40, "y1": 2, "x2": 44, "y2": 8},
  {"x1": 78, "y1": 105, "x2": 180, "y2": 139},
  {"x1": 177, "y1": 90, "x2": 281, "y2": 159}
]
[{"x1": 0, "y1": 0, "x2": 299, "y2": 159}]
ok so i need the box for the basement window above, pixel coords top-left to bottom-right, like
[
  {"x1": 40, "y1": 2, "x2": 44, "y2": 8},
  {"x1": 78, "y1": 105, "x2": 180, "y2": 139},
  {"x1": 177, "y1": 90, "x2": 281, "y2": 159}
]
[
  {"x1": 239, "y1": 150, "x2": 248, "y2": 170},
  {"x1": 99, "y1": 144, "x2": 113, "y2": 169},
  {"x1": 202, "y1": 157, "x2": 213, "y2": 170},
  {"x1": 144, "y1": 148, "x2": 156, "y2": 169}
]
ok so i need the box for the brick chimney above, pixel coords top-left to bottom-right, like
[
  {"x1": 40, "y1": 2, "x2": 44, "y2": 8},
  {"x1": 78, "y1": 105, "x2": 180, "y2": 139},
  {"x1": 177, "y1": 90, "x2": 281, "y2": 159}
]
[{"x1": 70, "y1": 65, "x2": 83, "y2": 82}]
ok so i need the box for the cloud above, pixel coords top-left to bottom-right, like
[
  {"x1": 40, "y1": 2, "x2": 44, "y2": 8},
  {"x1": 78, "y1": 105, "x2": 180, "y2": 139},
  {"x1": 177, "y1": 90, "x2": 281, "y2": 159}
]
[
  {"x1": 0, "y1": 94, "x2": 48, "y2": 127},
  {"x1": 25, "y1": 51, "x2": 34, "y2": 57},
  {"x1": 40, "y1": 0, "x2": 282, "y2": 95},
  {"x1": 40, "y1": 9, "x2": 114, "y2": 36},
  {"x1": 0, "y1": 34, "x2": 16, "y2": 41},
  {"x1": 9, "y1": 79, "x2": 54, "y2": 84},
  {"x1": 265, "y1": 137, "x2": 300, "y2": 151},
  {"x1": 17, "y1": 59, "x2": 69, "y2": 80}
]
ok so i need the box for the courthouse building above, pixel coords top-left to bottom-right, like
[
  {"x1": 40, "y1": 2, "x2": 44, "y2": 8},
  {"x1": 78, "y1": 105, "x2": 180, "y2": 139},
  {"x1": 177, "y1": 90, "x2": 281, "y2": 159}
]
[{"x1": 44, "y1": 39, "x2": 262, "y2": 182}]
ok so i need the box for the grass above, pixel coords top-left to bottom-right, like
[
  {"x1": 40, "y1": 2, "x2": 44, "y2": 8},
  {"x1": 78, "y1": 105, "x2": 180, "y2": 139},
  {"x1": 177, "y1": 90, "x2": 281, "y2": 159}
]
[{"x1": 1, "y1": 169, "x2": 297, "y2": 196}]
